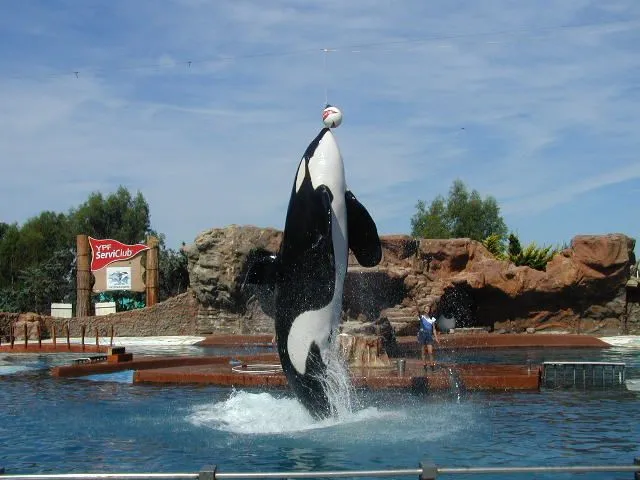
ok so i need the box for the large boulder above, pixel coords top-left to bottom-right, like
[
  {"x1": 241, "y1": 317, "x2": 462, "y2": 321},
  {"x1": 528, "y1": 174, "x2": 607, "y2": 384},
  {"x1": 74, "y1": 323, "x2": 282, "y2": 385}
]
[
  {"x1": 184, "y1": 225, "x2": 281, "y2": 310},
  {"x1": 183, "y1": 225, "x2": 282, "y2": 334}
]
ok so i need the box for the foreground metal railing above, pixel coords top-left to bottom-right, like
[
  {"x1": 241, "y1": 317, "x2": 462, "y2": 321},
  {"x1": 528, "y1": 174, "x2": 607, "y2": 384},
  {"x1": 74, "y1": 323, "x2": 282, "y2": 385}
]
[{"x1": 2, "y1": 460, "x2": 640, "y2": 480}]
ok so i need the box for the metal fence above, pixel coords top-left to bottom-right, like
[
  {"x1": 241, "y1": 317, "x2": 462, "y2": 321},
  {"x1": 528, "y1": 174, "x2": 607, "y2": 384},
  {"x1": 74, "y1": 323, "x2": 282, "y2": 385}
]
[
  {"x1": 2, "y1": 460, "x2": 640, "y2": 480},
  {"x1": 542, "y1": 361, "x2": 626, "y2": 389}
]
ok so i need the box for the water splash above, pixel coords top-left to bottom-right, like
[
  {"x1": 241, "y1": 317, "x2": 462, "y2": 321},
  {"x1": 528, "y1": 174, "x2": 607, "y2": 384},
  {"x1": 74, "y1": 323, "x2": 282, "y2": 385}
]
[
  {"x1": 319, "y1": 339, "x2": 358, "y2": 417},
  {"x1": 187, "y1": 390, "x2": 390, "y2": 435},
  {"x1": 446, "y1": 367, "x2": 466, "y2": 403}
]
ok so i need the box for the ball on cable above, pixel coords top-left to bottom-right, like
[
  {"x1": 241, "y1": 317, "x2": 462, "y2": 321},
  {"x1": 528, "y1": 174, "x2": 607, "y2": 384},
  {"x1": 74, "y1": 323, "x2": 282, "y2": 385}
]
[{"x1": 322, "y1": 105, "x2": 343, "y2": 128}]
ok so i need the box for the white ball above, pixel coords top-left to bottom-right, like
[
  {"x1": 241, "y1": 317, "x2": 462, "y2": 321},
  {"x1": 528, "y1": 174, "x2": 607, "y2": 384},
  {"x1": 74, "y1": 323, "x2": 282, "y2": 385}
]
[{"x1": 322, "y1": 105, "x2": 343, "y2": 128}]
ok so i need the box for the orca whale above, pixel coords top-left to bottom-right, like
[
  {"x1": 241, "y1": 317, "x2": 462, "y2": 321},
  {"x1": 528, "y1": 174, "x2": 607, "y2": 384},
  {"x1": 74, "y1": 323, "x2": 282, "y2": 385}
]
[{"x1": 245, "y1": 127, "x2": 382, "y2": 418}]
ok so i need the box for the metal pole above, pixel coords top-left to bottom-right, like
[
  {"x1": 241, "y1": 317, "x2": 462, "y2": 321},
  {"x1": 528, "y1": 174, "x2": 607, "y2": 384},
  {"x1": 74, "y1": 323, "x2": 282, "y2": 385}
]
[
  {"x1": 2, "y1": 465, "x2": 640, "y2": 480},
  {"x1": 2, "y1": 463, "x2": 640, "y2": 480},
  {"x1": 0, "y1": 476, "x2": 197, "y2": 480}
]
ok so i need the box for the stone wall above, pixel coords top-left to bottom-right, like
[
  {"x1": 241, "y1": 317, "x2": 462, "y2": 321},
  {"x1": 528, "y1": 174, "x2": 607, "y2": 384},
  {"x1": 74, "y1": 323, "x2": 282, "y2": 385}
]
[{"x1": 1, "y1": 291, "x2": 199, "y2": 340}]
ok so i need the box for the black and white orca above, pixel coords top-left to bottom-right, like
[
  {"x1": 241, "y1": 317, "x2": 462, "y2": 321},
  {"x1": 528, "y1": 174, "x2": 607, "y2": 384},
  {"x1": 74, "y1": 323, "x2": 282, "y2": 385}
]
[{"x1": 245, "y1": 127, "x2": 381, "y2": 418}]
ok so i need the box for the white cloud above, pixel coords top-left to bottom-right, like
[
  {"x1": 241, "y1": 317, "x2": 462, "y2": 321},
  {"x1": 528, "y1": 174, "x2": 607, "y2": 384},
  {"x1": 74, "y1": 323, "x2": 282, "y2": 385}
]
[{"x1": 0, "y1": 0, "x2": 639, "y2": 249}]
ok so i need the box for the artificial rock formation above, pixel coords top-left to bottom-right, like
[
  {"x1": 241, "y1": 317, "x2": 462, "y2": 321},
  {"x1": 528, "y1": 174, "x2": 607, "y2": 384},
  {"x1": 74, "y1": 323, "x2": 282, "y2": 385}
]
[
  {"x1": 184, "y1": 226, "x2": 637, "y2": 335},
  {"x1": 183, "y1": 225, "x2": 282, "y2": 334}
]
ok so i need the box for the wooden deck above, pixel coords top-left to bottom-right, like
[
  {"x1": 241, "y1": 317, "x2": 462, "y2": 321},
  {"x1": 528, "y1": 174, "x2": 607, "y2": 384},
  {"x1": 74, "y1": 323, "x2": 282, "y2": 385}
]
[{"x1": 133, "y1": 358, "x2": 541, "y2": 391}]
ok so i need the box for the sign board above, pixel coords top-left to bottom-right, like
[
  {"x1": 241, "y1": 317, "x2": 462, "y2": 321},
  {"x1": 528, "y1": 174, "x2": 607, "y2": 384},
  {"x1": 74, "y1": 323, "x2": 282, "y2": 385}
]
[
  {"x1": 106, "y1": 266, "x2": 132, "y2": 290},
  {"x1": 89, "y1": 237, "x2": 149, "y2": 293},
  {"x1": 89, "y1": 237, "x2": 149, "y2": 271}
]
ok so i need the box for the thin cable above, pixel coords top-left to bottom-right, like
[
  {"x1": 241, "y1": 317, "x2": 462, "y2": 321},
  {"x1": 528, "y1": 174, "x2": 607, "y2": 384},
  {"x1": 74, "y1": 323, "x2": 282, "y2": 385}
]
[
  {"x1": 322, "y1": 48, "x2": 336, "y2": 106},
  {"x1": 1, "y1": 17, "x2": 637, "y2": 81}
]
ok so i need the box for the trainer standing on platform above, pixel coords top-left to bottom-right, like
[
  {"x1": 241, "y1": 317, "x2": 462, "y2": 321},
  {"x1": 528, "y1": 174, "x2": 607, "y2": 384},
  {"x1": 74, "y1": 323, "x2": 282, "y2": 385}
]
[{"x1": 417, "y1": 309, "x2": 439, "y2": 370}]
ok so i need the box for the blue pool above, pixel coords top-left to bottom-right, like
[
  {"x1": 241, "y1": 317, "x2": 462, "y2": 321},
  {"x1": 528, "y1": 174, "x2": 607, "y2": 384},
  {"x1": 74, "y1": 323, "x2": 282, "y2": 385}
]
[{"x1": 1, "y1": 341, "x2": 639, "y2": 480}]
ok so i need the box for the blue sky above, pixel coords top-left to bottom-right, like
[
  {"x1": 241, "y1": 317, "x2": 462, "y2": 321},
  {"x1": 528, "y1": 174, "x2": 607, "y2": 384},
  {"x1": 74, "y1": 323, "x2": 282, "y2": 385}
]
[{"x1": 1, "y1": 1, "x2": 639, "y2": 252}]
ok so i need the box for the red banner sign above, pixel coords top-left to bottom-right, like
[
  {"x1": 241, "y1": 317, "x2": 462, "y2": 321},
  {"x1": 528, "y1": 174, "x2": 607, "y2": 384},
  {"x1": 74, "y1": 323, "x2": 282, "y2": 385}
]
[{"x1": 89, "y1": 237, "x2": 150, "y2": 271}]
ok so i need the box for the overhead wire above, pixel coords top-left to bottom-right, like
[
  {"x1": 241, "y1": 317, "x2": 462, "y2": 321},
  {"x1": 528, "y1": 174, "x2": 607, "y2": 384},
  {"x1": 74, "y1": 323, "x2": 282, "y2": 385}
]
[{"x1": 0, "y1": 17, "x2": 637, "y2": 82}]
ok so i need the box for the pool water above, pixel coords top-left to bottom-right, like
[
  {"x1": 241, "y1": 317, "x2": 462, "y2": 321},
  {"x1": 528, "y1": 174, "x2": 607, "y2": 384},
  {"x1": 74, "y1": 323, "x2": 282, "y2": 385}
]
[{"x1": 1, "y1": 342, "x2": 639, "y2": 479}]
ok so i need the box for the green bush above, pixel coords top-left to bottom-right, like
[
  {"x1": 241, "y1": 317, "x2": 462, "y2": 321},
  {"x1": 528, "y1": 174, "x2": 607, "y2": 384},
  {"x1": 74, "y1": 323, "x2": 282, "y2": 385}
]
[
  {"x1": 482, "y1": 233, "x2": 558, "y2": 271},
  {"x1": 481, "y1": 234, "x2": 506, "y2": 259}
]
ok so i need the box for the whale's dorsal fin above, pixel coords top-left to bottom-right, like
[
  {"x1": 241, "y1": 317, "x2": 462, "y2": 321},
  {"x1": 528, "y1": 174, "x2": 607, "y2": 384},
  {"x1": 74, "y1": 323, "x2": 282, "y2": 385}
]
[{"x1": 345, "y1": 190, "x2": 382, "y2": 267}]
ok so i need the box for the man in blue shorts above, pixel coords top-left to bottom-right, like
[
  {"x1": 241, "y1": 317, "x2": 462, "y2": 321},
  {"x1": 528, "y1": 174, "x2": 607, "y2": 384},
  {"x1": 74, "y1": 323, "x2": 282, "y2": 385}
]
[{"x1": 417, "y1": 309, "x2": 439, "y2": 370}]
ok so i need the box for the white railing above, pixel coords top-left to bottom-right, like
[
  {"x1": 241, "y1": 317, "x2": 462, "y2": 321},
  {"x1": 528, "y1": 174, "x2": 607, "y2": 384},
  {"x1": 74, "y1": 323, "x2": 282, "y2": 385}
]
[{"x1": 2, "y1": 460, "x2": 640, "y2": 480}]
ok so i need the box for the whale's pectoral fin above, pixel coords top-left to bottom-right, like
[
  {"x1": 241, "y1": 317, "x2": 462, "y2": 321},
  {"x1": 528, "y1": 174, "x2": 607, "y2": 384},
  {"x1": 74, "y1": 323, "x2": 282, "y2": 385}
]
[
  {"x1": 241, "y1": 249, "x2": 279, "y2": 288},
  {"x1": 345, "y1": 190, "x2": 382, "y2": 267}
]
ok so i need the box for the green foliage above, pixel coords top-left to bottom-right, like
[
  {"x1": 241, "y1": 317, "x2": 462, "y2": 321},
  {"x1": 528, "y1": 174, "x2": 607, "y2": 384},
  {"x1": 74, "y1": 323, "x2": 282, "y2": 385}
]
[
  {"x1": 0, "y1": 222, "x2": 9, "y2": 240},
  {"x1": 411, "y1": 179, "x2": 508, "y2": 241},
  {"x1": 68, "y1": 186, "x2": 151, "y2": 244},
  {"x1": 150, "y1": 232, "x2": 190, "y2": 301},
  {"x1": 482, "y1": 232, "x2": 558, "y2": 271},
  {"x1": 511, "y1": 242, "x2": 557, "y2": 270},
  {"x1": 508, "y1": 233, "x2": 522, "y2": 259},
  {"x1": 0, "y1": 186, "x2": 185, "y2": 314},
  {"x1": 481, "y1": 234, "x2": 506, "y2": 259},
  {"x1": 95, "y1": 291, "x2": 145, "y2": 312},
  {"x1": 411, "y1": 197, "x2": 450, "y2": 239}
]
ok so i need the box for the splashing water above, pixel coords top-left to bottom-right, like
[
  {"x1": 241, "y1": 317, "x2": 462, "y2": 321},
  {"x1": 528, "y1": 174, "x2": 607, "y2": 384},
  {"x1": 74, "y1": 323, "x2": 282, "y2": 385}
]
[
  {"x1": 319, "y1": 338, "x2": 358, "y2": 418},
  {"x1": 446, "y1": 367, "x2": 466, "y2": 404},
  {"x1": 187, "y1": 389, "x2": 391, "y2": 435}
]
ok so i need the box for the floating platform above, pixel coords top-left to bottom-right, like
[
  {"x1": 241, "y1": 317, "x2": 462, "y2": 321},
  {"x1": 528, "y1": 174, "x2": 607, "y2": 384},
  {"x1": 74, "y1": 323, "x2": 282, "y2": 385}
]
[
  {"x1": 37, "y1": 333, "x2": 618, "y2": 393},
  {"x1": 49, "y1": 351, "x2": 540, "y2": 392},
  {"x1": 132, "y1": 357, "x2": 540, "y2": 392},
  {"x1": 51, "y1": 353, "x2": 275, "y2": 378}
]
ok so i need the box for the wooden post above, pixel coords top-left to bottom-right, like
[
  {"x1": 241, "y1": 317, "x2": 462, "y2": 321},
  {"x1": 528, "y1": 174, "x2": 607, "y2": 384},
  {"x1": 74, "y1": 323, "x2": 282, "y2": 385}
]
[
  {"x1": 52, "y1": 324, "x2": 57, "y2": 348},
  {"x1": 24, "y1": 323, "x2": 28, "y2": 349},
  {"x1": 110, "y1": 325, "x2": 114, "y2": 346},
  {"x1": 81, "y1": 325, "x2": 86, "y2": 350},
  {"x1": 76, "y1": 234, "x2": 92, "y2": 318},
  {"x1": 11, "y1": 324, "x2": 15, "y2": 349},
  {"x1": 145, "y1": 236, "x2": 160, "y2": 308},
  {"x1": 66, "y1": 322, "x2": 71, "y2": 350},
  {"x1": 95, "y1": 327, "x2": 99, "y2": 348},
  {"x1": 37, "y1": 323, "x2": 42, "y2": 349}
]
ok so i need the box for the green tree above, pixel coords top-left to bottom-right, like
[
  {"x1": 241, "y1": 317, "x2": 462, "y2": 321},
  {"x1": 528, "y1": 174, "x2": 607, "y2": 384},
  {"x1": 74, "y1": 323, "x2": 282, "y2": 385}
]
[
  {"x1": 507, "y1": 233, "x2": 522, "y2": 259},
  {"x1": 0, "y1": 223, "x2": 21, "y2": 287},
  {"x1": 69, "y1": 186, "x2": 151, "y2": 244},
  {"x1": 0, "y1": 222, "x2": 9, "y2": 240},
  {"x1": 411, "y1": 179, "x2": 508, "y2": 241},
  {"x1": 410, "y1": 197, "x2": 450, "y2": 239},
  {"x1": 0, "y1": 186, "x2": 155, "y2": 313},
  {"x1": 17, "y1": 249, "x2": 75, "y2": 313},
  {"x1": 150, "y1": 232, "x2": 190, "y2": 301}
]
